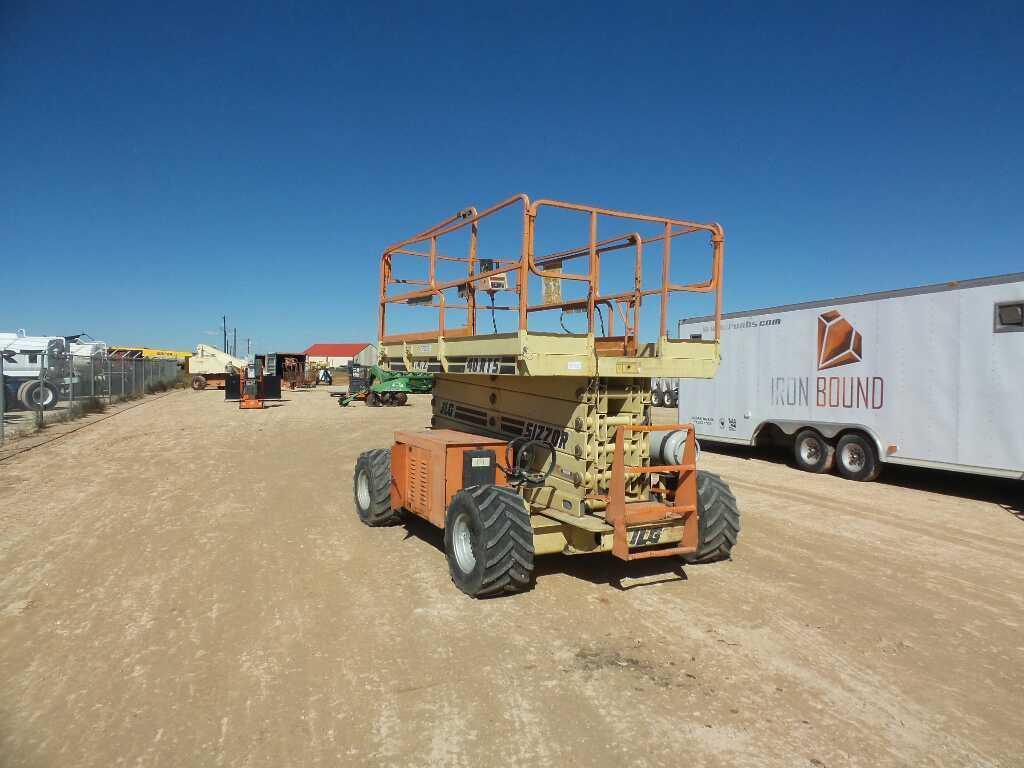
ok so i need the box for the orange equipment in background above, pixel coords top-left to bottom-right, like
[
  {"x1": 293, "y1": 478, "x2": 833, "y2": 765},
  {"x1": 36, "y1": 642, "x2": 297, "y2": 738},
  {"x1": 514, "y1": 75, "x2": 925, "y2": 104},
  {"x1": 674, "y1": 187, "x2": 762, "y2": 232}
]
[{"x1": 238, "y1": 360, "x2": 265, "y2": 410}]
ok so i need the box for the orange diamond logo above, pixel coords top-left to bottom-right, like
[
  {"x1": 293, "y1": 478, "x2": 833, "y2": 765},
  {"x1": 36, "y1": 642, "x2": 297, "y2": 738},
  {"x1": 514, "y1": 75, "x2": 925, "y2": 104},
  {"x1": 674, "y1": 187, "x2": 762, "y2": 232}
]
[{"x1": 817, "y1": 310, "x2": 862, "y2": 370}]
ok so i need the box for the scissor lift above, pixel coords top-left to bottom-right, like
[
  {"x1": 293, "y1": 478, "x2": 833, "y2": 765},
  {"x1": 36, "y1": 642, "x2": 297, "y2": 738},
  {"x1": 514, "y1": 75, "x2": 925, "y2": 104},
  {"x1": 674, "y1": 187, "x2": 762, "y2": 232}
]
[{"x1": 353, "y1": 194, "x2": 740, "y2": 596}]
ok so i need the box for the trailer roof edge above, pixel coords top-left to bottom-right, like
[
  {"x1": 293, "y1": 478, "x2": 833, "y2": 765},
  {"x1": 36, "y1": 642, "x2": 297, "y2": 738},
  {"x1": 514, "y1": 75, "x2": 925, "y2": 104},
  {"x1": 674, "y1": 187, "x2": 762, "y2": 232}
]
[{"x1": 680, "y1": 271, "x2": 1024, "y2": 326}]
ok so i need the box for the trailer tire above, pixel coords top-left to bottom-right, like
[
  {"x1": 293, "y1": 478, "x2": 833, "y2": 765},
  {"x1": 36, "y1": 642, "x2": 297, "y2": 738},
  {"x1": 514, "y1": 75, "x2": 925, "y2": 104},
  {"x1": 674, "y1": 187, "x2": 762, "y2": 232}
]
[
  {"x1": 651, "y1": 389, "x2": 663, "y2": 407},
  {"x1": 191, "y1": 375, "x2": 207, "y2": 390},
  {"x1": 684, "y1": 471, "x2": 740, "y2": 564},
  {"x1": 18, "y1": 380, "x2": 58, "y2": 410},
  {"x1": 835, "y1": 433, "x2": 881, "y2": 482},
  {"x1": 663, "y1": 389, "x2": 676, "y2": 408},
  {"x1": 444, "y1": 485, "x2": 534, "y2": 598},
  {"x1": 793, "y1": 429, "x2": 834, "y2": 473},
  {"x1": 354, "y1": 449, "x2": 402, "y2": 526}
]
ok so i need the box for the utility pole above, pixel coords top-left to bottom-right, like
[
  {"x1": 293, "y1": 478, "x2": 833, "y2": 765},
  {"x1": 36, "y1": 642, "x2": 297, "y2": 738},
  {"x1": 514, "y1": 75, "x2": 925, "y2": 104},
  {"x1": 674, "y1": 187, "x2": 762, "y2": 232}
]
[
  {"x1": 222, "y1": 315, "x2": 228, "y2": 353},
  {"x1": 232, "y1": 328, "x2": 237, "y2": 357},
  {"x1": 247, "y1": 338, "x2": 251, "y2": 357}
]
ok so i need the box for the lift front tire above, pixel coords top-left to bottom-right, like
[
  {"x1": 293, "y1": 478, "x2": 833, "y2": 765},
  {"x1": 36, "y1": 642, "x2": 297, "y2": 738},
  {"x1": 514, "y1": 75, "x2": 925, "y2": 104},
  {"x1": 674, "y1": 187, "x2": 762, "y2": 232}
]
[
  {"x1": 354, "y1": 449, "x2": 402, "y2": 526},
  {"x1": 793, "y1": 429, "x2": 834, "y2": 473},
  {"x1": 835, "y1": 433, "x2": 881, "y2": 482},
  {"x1": 683, "y1": 471, "x2": 740, "y2": 564},
  {"x1": 444, "y1": 485, "x2": 534, "y2": 598}
]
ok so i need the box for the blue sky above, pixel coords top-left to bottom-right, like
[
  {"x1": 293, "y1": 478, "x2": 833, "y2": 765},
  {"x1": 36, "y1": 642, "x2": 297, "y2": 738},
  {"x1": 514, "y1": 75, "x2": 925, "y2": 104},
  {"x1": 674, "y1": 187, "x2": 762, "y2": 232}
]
[{"x1": 2, "y1": 1, "x2": 1021, "y2": 351}]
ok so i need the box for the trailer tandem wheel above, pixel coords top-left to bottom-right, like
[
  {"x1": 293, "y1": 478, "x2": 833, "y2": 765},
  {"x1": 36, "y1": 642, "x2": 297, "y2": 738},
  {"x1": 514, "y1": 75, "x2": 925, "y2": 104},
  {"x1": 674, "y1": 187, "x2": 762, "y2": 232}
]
[
  {"x1": 444, "y1": 485, "x2": 535, "y2": 598},
  {"x1": 793, "y1": 428, "x2": 835, "y2": 473},
  {"x1": 835, "y1": 433, "x2": 881, "y2": 482}
]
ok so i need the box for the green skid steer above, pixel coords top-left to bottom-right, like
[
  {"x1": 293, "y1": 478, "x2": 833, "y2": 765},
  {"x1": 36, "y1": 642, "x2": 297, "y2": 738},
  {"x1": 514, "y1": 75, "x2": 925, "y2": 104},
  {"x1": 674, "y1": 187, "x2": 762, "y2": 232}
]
[{"x1": 339, "y1": 364, "x2": 433, "y2": 407}]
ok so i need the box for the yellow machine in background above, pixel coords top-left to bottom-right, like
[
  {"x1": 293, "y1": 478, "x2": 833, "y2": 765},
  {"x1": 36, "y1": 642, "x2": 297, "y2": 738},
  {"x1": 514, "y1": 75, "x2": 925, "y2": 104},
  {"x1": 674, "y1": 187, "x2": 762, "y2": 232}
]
[{"x1": 108, "y1": 346, "x2": 192, "y2": 363}]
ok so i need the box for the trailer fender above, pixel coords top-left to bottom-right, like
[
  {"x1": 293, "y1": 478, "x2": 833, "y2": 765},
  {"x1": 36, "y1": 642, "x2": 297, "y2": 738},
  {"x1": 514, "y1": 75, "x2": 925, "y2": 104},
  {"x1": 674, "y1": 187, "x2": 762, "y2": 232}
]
[{"x1": 753, "y1": 420, "x2": 886, "y2": 462}]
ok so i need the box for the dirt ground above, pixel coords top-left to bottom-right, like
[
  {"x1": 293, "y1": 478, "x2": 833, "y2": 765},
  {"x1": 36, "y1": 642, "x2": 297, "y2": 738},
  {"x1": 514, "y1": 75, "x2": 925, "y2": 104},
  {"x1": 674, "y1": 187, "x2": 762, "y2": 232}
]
[{"x1": 0, "y1": 388, "x2": 1021, "y2": 768}]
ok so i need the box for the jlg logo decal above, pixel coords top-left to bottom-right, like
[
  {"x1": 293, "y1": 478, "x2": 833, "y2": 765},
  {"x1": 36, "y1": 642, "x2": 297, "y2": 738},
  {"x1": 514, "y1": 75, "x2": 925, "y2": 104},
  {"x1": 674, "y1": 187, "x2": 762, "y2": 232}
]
[{"x1": 628, "y1": 527, "x2": 663, "y2": 547}]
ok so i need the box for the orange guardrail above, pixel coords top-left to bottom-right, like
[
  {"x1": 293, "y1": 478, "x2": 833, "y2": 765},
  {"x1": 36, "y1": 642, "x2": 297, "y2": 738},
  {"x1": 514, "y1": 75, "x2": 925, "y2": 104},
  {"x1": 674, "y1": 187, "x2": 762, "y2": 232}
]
[{"x1": 378, "y1": 194, "x2": 724, "y2": 349}]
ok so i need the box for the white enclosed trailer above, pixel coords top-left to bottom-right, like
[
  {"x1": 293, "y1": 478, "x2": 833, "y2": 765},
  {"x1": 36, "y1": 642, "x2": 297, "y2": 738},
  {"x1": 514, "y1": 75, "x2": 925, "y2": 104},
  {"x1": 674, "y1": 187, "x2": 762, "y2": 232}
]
[{"x1": 677, "y1": 273, "x2": 1024, "y2": 481}]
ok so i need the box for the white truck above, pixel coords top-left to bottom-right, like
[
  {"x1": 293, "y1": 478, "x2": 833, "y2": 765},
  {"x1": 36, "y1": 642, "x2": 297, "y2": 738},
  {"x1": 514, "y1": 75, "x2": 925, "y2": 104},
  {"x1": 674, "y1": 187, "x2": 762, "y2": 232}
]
[
  {"x1": 1, "y1": 332, "x2": 67, "y2": 410},
  {"x1": 1, "y1": 332, "x2": 108, "y2": 410},
  {"x1": 677, "y1": 273, "x2": 1024, "y2": 481}
]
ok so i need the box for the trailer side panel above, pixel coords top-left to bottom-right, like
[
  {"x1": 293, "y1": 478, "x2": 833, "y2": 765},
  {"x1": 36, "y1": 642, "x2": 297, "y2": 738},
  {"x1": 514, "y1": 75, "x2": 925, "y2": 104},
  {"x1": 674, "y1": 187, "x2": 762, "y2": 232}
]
[{"x1": 678, "y1": 277, "x2": 1024, "y2": 479}]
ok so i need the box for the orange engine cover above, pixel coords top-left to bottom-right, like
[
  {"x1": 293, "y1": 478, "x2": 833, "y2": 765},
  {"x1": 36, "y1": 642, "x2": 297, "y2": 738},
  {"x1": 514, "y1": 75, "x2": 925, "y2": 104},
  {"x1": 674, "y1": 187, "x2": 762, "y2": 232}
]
[{"x1": 391, "y1": 429, "x2": 509, "y2": 527}]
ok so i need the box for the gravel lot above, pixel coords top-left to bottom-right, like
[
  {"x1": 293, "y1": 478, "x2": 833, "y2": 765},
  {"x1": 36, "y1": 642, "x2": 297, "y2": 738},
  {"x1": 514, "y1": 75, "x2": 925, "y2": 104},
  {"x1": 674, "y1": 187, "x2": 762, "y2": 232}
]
[{"x1": 1, "y1": 388, "x2": 1021, "y2": 767}]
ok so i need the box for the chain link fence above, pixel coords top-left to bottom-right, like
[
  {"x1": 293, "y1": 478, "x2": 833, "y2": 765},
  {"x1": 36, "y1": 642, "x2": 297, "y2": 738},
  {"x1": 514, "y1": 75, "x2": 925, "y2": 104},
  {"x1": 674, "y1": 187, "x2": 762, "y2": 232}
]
[{"x1": 1, "y1": 351, "x2": 183, "y2": 446}]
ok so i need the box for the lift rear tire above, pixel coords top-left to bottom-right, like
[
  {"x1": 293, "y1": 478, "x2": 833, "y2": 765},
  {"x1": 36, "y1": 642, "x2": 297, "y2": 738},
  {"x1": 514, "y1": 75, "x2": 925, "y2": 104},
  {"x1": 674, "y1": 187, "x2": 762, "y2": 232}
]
[
  {"x1": 392, "y1": 391, "x2": 408, "y2": 406},
  {"x1": 835, "y1": 433, "x2": 881, "y2": 482},
  {"x1": 354, "y1": 449, "x2": 402, "y2": 526},
  {"x1": 683, "y1": 471, "x2": 740, "y2": 564},
  {"x1": 793, "y1": 429, "x2": 834, "y2": 473},
  {"x1": 444, "y1": 485, "x2": 534, "y2": 597}
]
